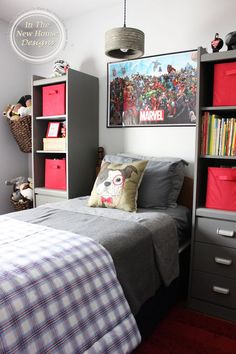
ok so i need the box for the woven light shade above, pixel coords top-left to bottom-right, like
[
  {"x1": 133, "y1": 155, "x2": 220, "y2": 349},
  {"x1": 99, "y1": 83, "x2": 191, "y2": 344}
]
[
  {"x1": 105, "y1": 0, "x2": 145, "y2": 60},
  {"x1": 105, "y1": 27, "x2": 144, "y2": 59}
]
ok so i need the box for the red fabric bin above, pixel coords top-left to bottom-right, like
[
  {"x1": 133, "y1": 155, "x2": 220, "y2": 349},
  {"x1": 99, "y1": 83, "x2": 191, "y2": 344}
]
[
  {"x1": 213, "y1": 62, "x2": 236, "y2": 106},
  {"x1": 206, "y1": 167, "x2": 236, "y2": 211},
  {"x1": 42, "y1": 83, "x2": 66, "y2": 116},
  {"x1": 45, "y1": 159, "x2": 66, "y2": 190}
]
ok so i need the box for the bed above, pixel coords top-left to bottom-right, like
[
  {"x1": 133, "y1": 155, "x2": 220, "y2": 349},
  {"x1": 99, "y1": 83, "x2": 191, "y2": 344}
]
[{"x1": 0, "y1": 154, "x2": 192, "y2": 353}]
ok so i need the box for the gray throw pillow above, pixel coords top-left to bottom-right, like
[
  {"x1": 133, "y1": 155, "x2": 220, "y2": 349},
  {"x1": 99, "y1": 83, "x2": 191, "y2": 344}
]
[{"x1": 104, "y1": 153, "x2": 188, "y2": 208}]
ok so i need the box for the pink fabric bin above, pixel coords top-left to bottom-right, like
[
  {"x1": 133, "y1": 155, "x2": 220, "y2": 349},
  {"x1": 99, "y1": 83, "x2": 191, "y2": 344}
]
[
  {"x1": 42, "y1": 83, "x2": 66, "y2": 116},
  {"x1": 45, "y1": 158, "x2": 66, "y2": 190}
]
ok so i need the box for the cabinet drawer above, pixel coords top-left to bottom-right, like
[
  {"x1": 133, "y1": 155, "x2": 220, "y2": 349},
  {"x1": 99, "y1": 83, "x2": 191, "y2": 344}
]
[
  {"x1": 35, "y1": 194, "x2": 66, "y2": 207},
  {"x1": 193, "y1": 242, "x2": 236, "y2": 279},
  {"x1": 195, "y1": 217, "x2": 236, "y2": 248},
  {"x1": 191, "y1": 271, "x2": 236, "y2": 309}
]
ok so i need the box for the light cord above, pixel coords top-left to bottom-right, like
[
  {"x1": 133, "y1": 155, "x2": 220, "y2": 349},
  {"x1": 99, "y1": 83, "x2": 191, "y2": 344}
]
[{"x1": 123, "y1": 0, "x2": 126, "y2": 27}]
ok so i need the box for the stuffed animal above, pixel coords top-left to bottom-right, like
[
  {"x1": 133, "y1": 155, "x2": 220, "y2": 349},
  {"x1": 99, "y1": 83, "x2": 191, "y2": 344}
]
[
  {"x1": 5, "y1": 176, "x2": 33, "y2": 203},
  {"x1": 225, "y1": 31, "x2": 236, "y2": 50},
  {"x1": 211, "y1": 33, "x2": 224, "y2": 52},
  {"x1": 51, "y1": 60, "x2": 70, "y2": 77},
  {"x1": 19, "y1": 180, "x2": 33, "y2": 201},
  {"x1": 3, "y1": 104, "x2": 18, "y2": 120},
  {"x1": 3, "y1": 95, "x2": 32, "y2": 120}
]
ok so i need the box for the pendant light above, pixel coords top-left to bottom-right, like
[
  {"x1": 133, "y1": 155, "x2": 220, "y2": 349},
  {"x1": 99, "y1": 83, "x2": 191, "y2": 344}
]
[{"x1": 105, "y1": 0, "x2": 144, "y2": 60}]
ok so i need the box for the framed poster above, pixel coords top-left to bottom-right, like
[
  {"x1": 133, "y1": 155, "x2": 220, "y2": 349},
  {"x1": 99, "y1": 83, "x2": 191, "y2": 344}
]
[
  {"x1": 46, "y1": 122, "x2": 60, "y2": 137},
  {"x1": 107, "y1": 49, "x2": 198, "y2": 127}
]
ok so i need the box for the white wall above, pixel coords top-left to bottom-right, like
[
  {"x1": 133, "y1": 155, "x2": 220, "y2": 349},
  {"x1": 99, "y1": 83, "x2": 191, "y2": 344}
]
[
  {"x1": 0, "y1": 20, "x2": 30, "y2": 214},
  {"x1": 28, "y1": 0, "x2": 236, "y2": 177}
]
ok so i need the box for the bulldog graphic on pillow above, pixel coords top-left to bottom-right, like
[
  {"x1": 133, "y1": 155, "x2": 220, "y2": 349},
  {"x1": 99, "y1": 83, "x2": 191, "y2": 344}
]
[{"x1": 88, "y1": 160, "x2": 147, "y2": 212}]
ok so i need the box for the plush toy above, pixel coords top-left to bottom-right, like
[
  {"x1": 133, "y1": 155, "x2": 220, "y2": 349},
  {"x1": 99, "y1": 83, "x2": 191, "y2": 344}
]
[
  {"x1": 3, "y1": 95, "x2": 31, "y2": 120},
  {"x1": 19, "y1": 180, "x2": 33, "y2": 202},
  {"x1": 5, "y1": 176, "x2": 33, "y2": 203},
  {"x1": 3, "y1": 104, "x2": 18, "y2": 120},
  {"x1": 211, "y1": 33, "x2": 224, "y2": 52},
  {"x1": 225, "y1": 31, "x2": 236, "y2": 50},
  {"x1": 51, "y1": 60, "x2": 70, "y2": 78}
]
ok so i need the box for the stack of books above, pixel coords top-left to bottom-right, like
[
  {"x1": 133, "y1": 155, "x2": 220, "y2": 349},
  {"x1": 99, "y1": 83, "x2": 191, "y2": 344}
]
[{"x1": 201, "y1": 112, "x2": 236, "y2": 156}]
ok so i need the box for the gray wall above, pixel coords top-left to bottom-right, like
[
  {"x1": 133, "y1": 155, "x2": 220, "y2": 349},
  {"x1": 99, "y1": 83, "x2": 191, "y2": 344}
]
[
  {"x1": 29, "y1": 0, "x2": 236, "y2": 178},
  {"x1": 0, "y1": 20, "x2": 30, "y2": 214},
  {"x1": 2, "y1": 0, "x2": 236, "y2": 212}
]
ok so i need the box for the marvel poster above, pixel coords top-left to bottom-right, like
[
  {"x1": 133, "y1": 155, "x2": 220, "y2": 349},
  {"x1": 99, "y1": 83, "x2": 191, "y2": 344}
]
[{"x1": 107, "y1": 49, "x2": 198, "y2": 127}]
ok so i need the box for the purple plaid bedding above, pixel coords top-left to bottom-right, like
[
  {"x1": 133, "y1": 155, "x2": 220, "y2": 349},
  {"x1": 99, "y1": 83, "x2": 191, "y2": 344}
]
[{"x1": 0, "y1": 216, "x2": 141, "y2": 353}]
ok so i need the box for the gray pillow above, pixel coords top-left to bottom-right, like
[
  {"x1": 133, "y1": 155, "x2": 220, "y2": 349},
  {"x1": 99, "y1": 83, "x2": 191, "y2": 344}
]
[{"x1": 104, "y1": 153, "x2": 188, "y2": 208}]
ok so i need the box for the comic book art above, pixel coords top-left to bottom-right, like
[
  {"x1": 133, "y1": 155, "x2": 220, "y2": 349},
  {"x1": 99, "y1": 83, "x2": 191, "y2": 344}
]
[{"x1": 107, "y1": 49, "x2": 198, "y2": 127}]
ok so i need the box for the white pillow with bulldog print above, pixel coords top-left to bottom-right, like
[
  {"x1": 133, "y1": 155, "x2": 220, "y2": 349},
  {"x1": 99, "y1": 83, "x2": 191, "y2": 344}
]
[{"x1": 88, "y1": 160, "x2": 148, "y2": 212}]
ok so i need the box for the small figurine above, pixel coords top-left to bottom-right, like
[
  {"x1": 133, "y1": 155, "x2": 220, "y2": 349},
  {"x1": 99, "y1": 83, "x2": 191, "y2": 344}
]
[
  {"x1": 51, "y1": 60, "x2": 70, "y2": 78},
  {"x1": 60, "y1": 122, "x2": 66, "y2": 138},
  {"x1": 211, "y1": 33, "x2": 224, "y2": 52},
  {"x1": 225, "y1": 31, "x2": 236, "y2": 50}
]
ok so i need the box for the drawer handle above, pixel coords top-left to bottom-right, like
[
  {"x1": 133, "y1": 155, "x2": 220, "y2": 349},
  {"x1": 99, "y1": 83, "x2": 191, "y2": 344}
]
[
  {"x1": 218, "y1": 175, "x2": 236, "y2": 181},
  {"x1": 214, "y1": 257, "x2": 232, "y2": 266},
  {"x1": 212, "y1": 286, "x2": 230, "y2": 295},
  {"x1": 217, "y1": 228, "x2": 234, "y2": 238},
  {"x1": 226, "y1": 69, "x2": 236, "y2": 76},
  {"x1": 48, "y1": 90, "x2": 58, "y2": 95}
]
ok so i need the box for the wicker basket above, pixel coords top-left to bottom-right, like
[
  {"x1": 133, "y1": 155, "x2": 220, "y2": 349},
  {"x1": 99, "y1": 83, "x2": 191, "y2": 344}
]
[
  {"x1": 8, "y1": 115, "x2": 32, "y2": 153},
  {"x1": 11, "y1": 199, "x2": 33, "y2": 211}
]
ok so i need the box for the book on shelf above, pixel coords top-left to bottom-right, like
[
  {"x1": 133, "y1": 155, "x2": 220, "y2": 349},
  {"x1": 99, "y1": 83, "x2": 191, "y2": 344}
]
[
  {"x1": 232, "y1": 121, "x2": 236, "y2": 156},
  {"x1": 200, "y1": 113, "x2": 236, "y2": 157},
  {"x1": 215, "y1": 118, "x2": 221, "y2": 156},
  {"x1": 209, "y1": 114, "x2": 218, "y2": 155}
]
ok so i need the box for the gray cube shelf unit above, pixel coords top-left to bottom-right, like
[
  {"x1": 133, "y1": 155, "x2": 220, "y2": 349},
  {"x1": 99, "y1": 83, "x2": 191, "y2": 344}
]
[
  {"x1": 189, "y1": 47, "x2": 236, "y2": 322},
  {"x1": 32, "y1": 68, "x2": 98, "y2": 207}
]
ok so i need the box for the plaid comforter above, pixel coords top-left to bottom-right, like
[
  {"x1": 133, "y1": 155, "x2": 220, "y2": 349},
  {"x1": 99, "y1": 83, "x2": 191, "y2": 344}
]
[{"x1": 0, "y1": 216, "x2": 141, "y2": 353}]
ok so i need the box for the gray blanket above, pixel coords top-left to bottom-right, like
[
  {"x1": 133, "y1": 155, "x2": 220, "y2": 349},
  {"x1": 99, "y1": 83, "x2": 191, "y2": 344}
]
[{"x1": 10, "y1": 197, "x2": 179, "y2": 315}]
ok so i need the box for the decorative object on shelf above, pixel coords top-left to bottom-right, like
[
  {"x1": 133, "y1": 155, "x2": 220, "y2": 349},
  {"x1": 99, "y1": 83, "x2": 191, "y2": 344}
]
[
  {"x1": 105, "y1": 0, "x2": 144, "y2": 59},
  {"x1": 211, "y1": 33, "x2": 224, "y2": 52},
  {"x1": 44, "y1": 122, "x2": 66, "y2": 151},
  {"x1": 60, "y1": 122, "x2": 66, "y2": 137},
  {"x1": 5, "y1": 176, "x2": 33, "y2": 211},
  {"x1": 51, "y1": 59, "x2": 70, "y2": 77},
  {"x1": 107, "y1": 49, "x2": 197, "y2": 127},
  {"x1": 43, "y1": 137, "x2": 66, "y2": 151},
  {"x1": 2, "y1": 95, "x2": 32, "y2": 153},
  {"x1": 46, "y1": 122, "x2": 61, "y2": 138},
  {"x1": 225, "y1": 31, "x2": 236, "y2": 50}
]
